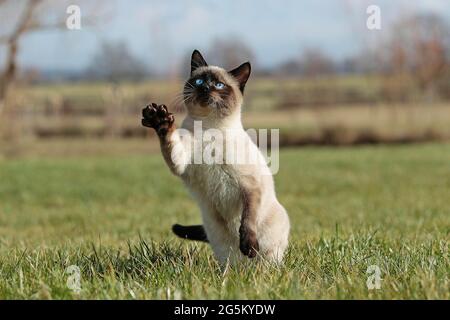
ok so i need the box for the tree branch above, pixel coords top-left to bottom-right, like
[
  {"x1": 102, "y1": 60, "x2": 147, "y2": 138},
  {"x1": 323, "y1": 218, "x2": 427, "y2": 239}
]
[
  {"x1": 0, "y1": 0, "x2": 101, "y2": 108},
  {"x1": 0, "y1": 0, "x2": 42, "y2": 105}
]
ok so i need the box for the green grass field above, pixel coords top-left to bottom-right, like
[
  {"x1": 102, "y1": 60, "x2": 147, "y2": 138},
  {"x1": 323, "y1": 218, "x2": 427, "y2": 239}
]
[{"x1": 0, "y1": 144, "x2": 448, "y2": 299}]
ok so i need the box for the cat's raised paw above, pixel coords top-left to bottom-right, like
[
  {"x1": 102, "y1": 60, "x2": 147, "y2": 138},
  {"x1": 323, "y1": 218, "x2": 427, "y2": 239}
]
[{"x1": 142, "y1": 103, "x2": 175, "y2": 137}]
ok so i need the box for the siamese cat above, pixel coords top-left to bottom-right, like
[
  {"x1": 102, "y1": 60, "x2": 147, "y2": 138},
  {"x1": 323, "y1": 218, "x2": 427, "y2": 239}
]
[{"x1": 142, "y1": 50, "x2": 290, "y2": 264}]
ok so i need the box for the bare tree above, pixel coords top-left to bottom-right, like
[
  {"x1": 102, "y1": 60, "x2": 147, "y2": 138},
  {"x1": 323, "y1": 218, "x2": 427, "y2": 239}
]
[
  {"x1": 278, "y1": 60, "x2": 303, "y2": 76},
  {"x1": 381, "y1": 13, "x2": 450, "y2": 93},
  {"x1": 301, "y1": 48, "x2": 335, "y2": 77},
  {"x1": 0, "y1": 0, "x2": 41, "y2": 107},
  {"x1": 278, "y1": 47, "x2": 335, "y2": 77},
  {"x1": 0, "y1": 0, "x2": 101, "y2": 109},
  {"x1": 207, "y1": 36, "x2": 256, "y2": 69},
  {"x1": 86, "y1": 41, "x2": 149, "y2": 82}
]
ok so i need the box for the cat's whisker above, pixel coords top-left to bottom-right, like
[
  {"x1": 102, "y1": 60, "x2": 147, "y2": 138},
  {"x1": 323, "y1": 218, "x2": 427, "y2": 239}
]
[{"x1": 185, "y1": 83, "x2": 195, "y2": 91}]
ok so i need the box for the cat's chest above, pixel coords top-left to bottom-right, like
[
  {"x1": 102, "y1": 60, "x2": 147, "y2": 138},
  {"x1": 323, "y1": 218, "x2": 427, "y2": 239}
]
[
  {"x1": 183, "y1": 163, "x2": 241, "y2": 214},
  {"x1": 179, "y1": 124, "x2": 245, "y2": 214}
]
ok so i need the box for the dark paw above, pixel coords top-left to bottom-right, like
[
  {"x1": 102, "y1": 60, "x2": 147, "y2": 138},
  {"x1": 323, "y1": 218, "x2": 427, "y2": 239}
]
[
  {"x1": 239, "y1": 226, "x2": 259, "y2": 258},
  {"x1": 141, "y1": 103, "x2": 175, "y2": 137}
]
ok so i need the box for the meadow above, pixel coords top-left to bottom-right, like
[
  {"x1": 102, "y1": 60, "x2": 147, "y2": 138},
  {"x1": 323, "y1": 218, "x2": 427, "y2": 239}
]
[
  {"x1": 3, "y1": 77, "x2": 450, "y2": 146},
  {"x1": 1, "y1": 0, "x2": 450, "y2": 302},
  {"x1": 0, "y1": 143, "x2": 448, "y2": 299}
]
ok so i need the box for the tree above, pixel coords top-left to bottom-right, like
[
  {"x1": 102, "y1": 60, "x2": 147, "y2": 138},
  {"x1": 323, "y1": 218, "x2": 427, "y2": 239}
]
[
  {"x1": 86, "y1": 41, "x2": 149, "y2": 82},
  {"x1": 300, "y1": 48, "x2": 335, "y2": 77},
  {"x1": 207, "y1": 36, "x2": 256, "y2": 69},
  {"x1": 277, "y1": 47, "x2": 335, "y2": 77},
  {"x1": 0, "y1": 0, "x2": 41, "y2": 107},
  {"x1": 0, "y1": 0, "x2": 100, "y2": 110},
  {"x1": 381, "y1": 13, "x2": 450, "y2": 92}
]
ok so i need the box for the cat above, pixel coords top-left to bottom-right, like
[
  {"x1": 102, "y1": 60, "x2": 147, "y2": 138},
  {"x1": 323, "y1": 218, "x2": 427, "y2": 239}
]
[{"x1": 142, "y1": 50, "x2": 290, "y2": 264}]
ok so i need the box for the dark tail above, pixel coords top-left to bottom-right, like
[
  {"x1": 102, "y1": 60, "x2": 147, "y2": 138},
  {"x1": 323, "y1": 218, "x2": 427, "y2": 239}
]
[{"x1": 172, "y1": 224, "x2": 209, "y2": 243}]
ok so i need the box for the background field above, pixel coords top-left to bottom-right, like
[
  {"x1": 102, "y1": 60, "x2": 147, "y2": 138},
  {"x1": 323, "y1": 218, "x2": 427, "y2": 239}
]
[
  {"x1": 1, "y1": 0, "x2": 450, "y2": 301},
  {"x1": 2, "y1": 78, "x2": 450, "y2": 146},
  {"x1": 0, "y1": 144, "x2": 448, "y2": 299}
]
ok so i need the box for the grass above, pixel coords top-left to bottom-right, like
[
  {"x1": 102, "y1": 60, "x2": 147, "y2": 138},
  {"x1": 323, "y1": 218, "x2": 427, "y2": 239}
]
[{"x1": 0, "y1": 144, "x2": 449, "y2": 299}]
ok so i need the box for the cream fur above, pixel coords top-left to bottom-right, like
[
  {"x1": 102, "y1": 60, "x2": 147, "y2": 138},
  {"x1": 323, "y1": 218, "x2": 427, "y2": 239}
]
[{"x1": 164, "y1": 98, "x2": 290, "y2": 265}]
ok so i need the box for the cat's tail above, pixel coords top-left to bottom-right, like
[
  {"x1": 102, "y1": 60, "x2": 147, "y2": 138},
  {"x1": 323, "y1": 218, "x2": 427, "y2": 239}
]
[{"x1": 172, "y1": 224, "x2": 209, "y2": 243}]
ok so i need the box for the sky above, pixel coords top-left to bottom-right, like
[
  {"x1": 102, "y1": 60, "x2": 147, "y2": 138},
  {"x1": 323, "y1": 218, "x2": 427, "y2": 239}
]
[{"x1": 1, "y1": 0, "x2": 450, "y2": 73}]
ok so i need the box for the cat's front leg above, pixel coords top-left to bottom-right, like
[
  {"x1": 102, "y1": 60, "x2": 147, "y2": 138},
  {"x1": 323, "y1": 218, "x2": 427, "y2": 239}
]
[{"x1": 142, "y1": 103, "x2": 188, "y2": 176}]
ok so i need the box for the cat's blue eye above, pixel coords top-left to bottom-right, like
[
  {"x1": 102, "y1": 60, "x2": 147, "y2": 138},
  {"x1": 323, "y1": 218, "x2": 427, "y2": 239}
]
[
  {"x1": 195, "y1": 78, "x2": 204, "y2": 86},
  {"x1": 215, "y1": 82, "x2": 225, "y2": 89}
]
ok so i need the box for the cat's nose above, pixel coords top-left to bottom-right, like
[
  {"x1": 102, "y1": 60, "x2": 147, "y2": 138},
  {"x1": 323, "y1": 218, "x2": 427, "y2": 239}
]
[{"x1": 200, "y1": 83, "x2": 210, "y2": 93}]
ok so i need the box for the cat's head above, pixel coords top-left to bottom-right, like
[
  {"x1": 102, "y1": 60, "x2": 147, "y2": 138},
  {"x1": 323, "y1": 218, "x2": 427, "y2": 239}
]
[{"x1": 183, "y1": 50, "x2": 251, "y2": 119}]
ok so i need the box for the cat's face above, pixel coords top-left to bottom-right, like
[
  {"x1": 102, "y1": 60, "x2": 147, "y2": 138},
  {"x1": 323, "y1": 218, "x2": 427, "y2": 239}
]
[{"x1": 183, "y1": 50, "x2": 251, "y2": 118}]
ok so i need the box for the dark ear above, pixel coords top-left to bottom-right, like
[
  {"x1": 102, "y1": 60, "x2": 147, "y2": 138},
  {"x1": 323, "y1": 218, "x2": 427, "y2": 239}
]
[
  {"x1": 191, "y1": 50, "x2": 208, "y2": 74},
  {"x1": 229, "y1": 62, "x2": 251, "y2": 92}
]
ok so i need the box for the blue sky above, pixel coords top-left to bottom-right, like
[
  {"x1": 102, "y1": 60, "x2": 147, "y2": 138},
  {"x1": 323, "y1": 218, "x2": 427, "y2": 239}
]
[{"x1": 1, "y1": 0, "x2": 449, "y2": 72}]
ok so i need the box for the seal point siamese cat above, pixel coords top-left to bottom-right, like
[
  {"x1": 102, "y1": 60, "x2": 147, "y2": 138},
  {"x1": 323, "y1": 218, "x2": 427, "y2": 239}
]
[{"x1": 142, "y1": 50, "x2": 290, "y2": 264}]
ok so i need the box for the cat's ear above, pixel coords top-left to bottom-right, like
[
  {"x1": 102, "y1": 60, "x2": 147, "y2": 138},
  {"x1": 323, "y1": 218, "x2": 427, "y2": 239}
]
[
  {"x1": 191, "y1": 50, "x2": 208, "y2": 74},
  {"x1": 229, "y1": 62, "x2": 251, "y2": 92}
]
